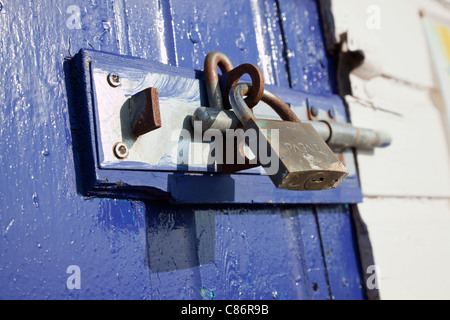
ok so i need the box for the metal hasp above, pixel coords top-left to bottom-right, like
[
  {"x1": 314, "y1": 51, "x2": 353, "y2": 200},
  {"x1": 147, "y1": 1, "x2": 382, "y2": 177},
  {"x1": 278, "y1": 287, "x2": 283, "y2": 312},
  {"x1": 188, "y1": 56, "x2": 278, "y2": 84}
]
[
  {"x1": 67, "y1": 49, "x2": 365, "y2": 204},
  {"x1": 223, "y1": 63, "x2": 265, "y2": 109},
  {"x1": 204, "y1": 51, "x2": 234, "y2": 110},
  {"x1": 203, "y1": 51, "x2": 264, "y2": 111},
  {"x1": 229, "y1": 83, "x2": 349, "y2": 191}
]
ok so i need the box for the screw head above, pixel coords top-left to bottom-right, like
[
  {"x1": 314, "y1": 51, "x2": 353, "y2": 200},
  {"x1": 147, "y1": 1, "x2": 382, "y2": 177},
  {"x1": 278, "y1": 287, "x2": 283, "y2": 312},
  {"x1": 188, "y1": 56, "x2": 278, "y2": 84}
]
[
  {"x1": 107, "y1": 73, "x2": 122, "y2": 87},
  {"x1": 189, "y1": 28, "x2": 200, "y2": 44},
  {"x1": 310, "y1": 106, "x2": 319, "y2": 117},
  {"x1": 328, "y1": 109, "x2": 336, "y2": 119},
  {"x1": 113, "y1": 142, "x2": 129, "y2": 159}
]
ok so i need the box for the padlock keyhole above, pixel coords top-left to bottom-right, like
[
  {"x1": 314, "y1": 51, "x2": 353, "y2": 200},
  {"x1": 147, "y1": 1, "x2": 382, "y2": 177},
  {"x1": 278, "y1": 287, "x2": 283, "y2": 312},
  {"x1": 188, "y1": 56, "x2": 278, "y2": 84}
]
[{"x1": 304, "y1": 173, "x2": 328, "y2": 190}]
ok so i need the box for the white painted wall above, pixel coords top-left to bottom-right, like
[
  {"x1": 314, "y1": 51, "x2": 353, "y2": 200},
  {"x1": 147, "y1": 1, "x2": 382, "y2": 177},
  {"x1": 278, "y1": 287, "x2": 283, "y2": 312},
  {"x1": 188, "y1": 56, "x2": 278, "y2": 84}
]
[{"x1": 329, "y1": 0, "x2": 450, "y2": 299}]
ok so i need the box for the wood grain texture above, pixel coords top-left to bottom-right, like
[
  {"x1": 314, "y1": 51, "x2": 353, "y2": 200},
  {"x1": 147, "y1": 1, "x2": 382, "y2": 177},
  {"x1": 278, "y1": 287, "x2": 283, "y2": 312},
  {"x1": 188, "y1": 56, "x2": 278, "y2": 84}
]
[
  {"x1": 316, "y1": 205, "x2": 365, "y2": 300},
  {"x1": 277, "y1": 0, "x2": 336, "y2": 94},
  {"x1": 125, "y1": 0, "x2": 290, "y2": 87},
  {"x1": 193, "y1": 206, "x2": 331, "y2": 300},
  {"x1": 279, "y1": 0, "x2": 366, "y2": 300}
]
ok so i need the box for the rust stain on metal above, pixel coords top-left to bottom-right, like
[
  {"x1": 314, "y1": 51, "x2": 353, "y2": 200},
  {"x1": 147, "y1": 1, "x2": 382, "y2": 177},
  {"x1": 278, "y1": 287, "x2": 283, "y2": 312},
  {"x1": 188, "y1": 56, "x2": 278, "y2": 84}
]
[
  {"x1": 328, "y1": 161, "x2": 348, "y2": 172},
  {"x1": 132, "y1": 87, "x2": 162, "y2": 137},
  {"x1": 355, "y1": 127, "x2": 362, "y2": 146},
  {"x1": 307, "y1": 106, "x2": 319, "y2": 120},
  {"x1": 338, "y1": 153, "x2": 346, "y2": 166},
  {"x1": 261, "y1": 90, "x2": 301, "y2": 123},
  {"x1": 204, "y1": 51, "x2": 234, "y2": 109},
  {"x1": 224, "y1": 63, "x2": 265, "y2": 109}
]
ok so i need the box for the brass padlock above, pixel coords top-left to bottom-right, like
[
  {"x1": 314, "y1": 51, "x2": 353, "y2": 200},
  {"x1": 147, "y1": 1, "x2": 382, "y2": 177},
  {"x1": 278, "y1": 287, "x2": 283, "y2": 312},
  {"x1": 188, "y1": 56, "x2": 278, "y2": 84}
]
[{"x1": 229, "y1": 83, "x2": 349, "y2": 191}]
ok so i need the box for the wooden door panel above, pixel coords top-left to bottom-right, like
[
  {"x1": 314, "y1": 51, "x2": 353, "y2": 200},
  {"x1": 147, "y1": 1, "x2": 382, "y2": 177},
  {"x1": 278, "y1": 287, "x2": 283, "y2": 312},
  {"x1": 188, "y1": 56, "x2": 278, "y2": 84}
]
[{"x1": 0, "y1": 0, "x2": 365, "y2": 299}]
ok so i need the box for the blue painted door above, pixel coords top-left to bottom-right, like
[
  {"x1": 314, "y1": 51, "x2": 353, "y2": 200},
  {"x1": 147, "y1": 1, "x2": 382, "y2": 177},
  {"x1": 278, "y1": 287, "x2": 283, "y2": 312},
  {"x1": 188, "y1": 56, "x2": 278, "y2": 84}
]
[{"x1": 0, "y1": 0, "x2": 365, "y2": 299}]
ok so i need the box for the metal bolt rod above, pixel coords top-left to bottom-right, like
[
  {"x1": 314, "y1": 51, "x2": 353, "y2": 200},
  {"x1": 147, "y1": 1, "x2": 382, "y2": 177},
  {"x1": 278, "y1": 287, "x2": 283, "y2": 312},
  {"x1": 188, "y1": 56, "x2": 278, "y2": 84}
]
[{"x1": 192, "y1": 107, "x2": 392, "y2": 150}]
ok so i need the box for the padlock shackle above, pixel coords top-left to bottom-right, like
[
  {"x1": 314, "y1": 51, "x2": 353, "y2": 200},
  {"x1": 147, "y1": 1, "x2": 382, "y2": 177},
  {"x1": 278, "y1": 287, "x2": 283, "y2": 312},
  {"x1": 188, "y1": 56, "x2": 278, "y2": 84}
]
[
  {"x1": 229, "y1": 83, "x2": 256, "y2": 125},
  {"x1": 223, "y1": 63, "x2": 265, "y2": 109},
  {"x1": 204, "y1": 51, "x2": 234, "y2": 110},
  {"x1": 229, "y1": 83, "x2": 302, "y2": 125},
  {"x1": 261, "y1": 90, "x2": 302, "y2": 123}
]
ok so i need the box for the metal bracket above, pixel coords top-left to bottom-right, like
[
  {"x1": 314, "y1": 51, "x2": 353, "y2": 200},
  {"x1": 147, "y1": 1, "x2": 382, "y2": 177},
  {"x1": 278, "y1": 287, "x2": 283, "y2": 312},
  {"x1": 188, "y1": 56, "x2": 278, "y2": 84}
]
[{"x1": 67, "y1": 49, "x2": 364, "y2": 204}]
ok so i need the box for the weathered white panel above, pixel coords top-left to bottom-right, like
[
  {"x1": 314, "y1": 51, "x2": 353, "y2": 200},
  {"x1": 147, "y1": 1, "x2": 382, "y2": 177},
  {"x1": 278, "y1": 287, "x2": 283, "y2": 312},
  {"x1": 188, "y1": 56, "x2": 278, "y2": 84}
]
[
  {"x1": 358, "y1": 197, "x2": 450, "y2": 300},
  {"x1": 347, "y1": 78, "x2": 450, "y2": 198},
  {"x1": 331, "y1": 0, "x2": 450, "y2": 300},
  {"x1": 331, "y1": 0, "x2": 435, "y2": 88}
]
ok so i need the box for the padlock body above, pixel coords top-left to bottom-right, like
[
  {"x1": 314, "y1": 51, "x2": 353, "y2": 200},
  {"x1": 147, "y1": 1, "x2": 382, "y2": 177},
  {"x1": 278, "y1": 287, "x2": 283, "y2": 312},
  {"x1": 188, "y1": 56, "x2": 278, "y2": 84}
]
[{"x1": 244, "y1": 119, "x2": 349, "y2": 191}]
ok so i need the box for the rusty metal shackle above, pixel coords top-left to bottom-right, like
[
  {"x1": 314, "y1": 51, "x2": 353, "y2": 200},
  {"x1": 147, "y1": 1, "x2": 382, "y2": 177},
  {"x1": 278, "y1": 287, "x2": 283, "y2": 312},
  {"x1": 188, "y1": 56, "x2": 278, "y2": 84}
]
[
  {"x1": 224, "y1": 63, "x2": 265, "y2": 110},
  {"x1": 261, "y1": 90, "x2": 301, "y2": 123},
  {"x1": 204, "y1": 51, "x2": 265, "y2": 111},
  {"x1": 204, "y1": 51, "x2": 234, "y2": 109},
  {"x1": 229, "y1": 83, "x2": 301, "y2": 125}
]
